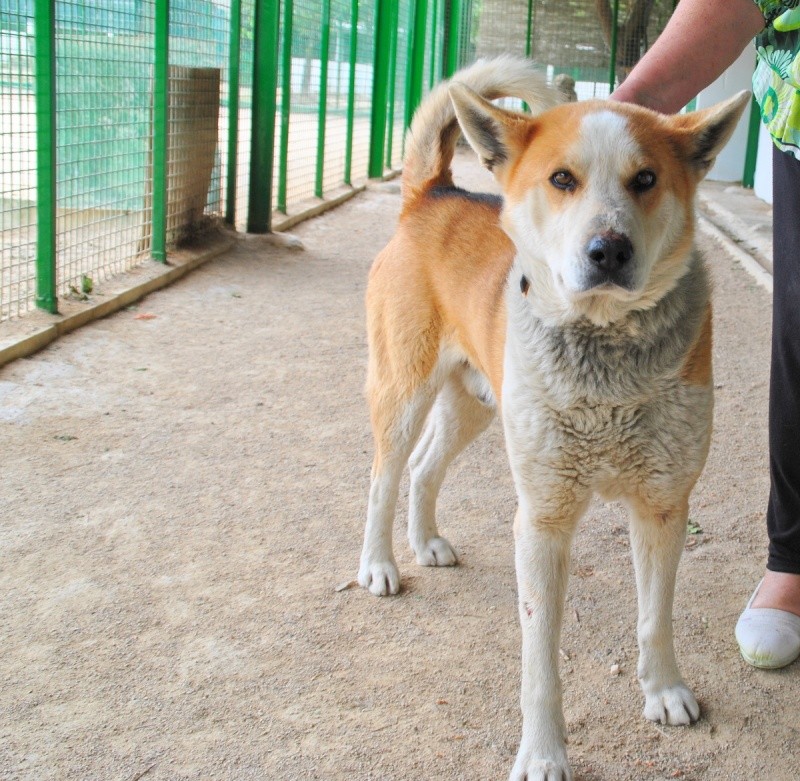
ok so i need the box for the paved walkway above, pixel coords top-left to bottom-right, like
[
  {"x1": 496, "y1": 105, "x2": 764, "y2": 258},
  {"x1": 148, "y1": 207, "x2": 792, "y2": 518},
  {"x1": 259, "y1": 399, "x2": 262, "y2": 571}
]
[{"x1": 699, "y1": 180, "x2": 773, "y2": 275}]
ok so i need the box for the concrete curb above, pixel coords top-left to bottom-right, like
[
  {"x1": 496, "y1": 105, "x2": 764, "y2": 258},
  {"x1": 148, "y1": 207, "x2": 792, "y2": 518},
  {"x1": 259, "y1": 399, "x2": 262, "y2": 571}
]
[
  {"x1": 0, "y1": 235, "x2": 236, "y2": 370},
  {"x1": 0, "y1": 179, "x2": 387, "y2": 370},
  {"x1": 697, "y1": 187, "x2": 773, "y2": 276},
  {"x1": 272, "y1": 185, "x2": 367, "y2": 233},
  {"x1": 698, "y1": 214, "x2": 773, "y2": 294}
]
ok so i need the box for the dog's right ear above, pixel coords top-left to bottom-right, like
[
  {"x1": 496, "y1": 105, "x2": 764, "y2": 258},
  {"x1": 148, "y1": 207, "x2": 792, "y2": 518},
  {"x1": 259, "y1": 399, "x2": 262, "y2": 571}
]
[{"x1": 448, "y1": 83, "x2": 534, "y2": 179}]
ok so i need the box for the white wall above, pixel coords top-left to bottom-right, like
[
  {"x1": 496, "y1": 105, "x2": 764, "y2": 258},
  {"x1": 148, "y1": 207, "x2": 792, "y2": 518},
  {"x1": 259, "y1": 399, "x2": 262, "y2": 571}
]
[
  {"x1": 694, "y1": 45, "x2": 755, "y2": 182},
  {"x1": 754, "y1": 121, "x2": 774, "y2": 204}
]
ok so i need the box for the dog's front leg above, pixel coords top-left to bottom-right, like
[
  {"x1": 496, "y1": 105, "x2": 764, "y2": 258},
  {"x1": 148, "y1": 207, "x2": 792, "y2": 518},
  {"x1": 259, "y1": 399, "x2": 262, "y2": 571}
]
[
  {"x1": 510, "y1": 498, "x2": 584, "y2": 781},
  {"x1": 628, "y1": 495, "x2": 700, "y2": 726}
]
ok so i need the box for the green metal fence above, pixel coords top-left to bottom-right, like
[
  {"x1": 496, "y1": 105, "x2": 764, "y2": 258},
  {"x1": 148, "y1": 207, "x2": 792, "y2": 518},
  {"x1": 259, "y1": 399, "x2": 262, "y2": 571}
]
[
  {"x1": 1, "y1": 0, "x2": 37, "y2": 320},
  {"x1": 1, "y1": 0, "x2": 674, "y2": 322},
  {"x1": 453, "y1": 0, "x2": 676, "y2": 99}
]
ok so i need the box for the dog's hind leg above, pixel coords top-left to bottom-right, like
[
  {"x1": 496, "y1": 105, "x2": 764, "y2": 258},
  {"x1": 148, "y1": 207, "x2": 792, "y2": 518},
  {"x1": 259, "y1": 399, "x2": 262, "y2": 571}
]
[
  {"x1": 358, "y1": 381, "x2": 438, "y2": 596},
  {"x1": 407, "y1": 369, "x2": 495, "y2": 566},
  {"x1": 627, "y1": 494, "x2": 700, "y2": 726}
]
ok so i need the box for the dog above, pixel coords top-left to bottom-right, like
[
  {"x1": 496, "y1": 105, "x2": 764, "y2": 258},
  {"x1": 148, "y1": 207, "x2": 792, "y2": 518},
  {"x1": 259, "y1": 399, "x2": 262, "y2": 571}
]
[{"x1": 357, "y1": 55, "x2": 749, "y2": 780}]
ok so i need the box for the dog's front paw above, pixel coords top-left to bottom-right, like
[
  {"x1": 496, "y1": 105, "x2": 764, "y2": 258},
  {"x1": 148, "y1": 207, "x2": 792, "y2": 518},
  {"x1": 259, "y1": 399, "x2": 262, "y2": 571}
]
[
  {"x1": 357, "y1": 559, "x2": 400, "y2": 596},
  {"x1": 643, "y1": 682, "x2": 700, "y2": 725},
  {"x1": 510, "y1": 747, "x2": 572, "y2": 781},
  {"x1": 413, "y1": 536, "x2": 458, "y2": 567}
]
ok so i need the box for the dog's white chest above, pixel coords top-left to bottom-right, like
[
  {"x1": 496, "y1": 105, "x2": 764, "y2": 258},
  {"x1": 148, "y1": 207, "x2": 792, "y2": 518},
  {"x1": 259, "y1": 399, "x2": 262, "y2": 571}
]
[{"x1": 501, "y1": 298, "x2": 712, "y2": 497}]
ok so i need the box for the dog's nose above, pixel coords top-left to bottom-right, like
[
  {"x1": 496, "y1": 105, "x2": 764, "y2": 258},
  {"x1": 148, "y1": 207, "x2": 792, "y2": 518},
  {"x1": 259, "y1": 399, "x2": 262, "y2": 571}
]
[{"x1": 585, "y1": 233, "x2": 633, "y2": 272}]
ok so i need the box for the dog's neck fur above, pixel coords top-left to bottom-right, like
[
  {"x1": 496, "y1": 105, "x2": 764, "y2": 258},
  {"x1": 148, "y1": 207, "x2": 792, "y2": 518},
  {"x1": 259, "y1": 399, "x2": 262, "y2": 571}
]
[{"x1": 506, "y1": 250, "x2": 710, "y2": 407}]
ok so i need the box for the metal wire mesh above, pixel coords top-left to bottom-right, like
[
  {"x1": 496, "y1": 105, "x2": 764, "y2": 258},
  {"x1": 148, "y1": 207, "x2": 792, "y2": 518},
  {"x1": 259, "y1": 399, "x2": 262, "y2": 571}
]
[
  {"x1": 235, "y1": 0, "x2": 254, "y2": 232},
  {"x1": 319, "y1": 0, "x2": 357, "y2": 194},
  {"x1": 421, "y1": 0, "x2": 444, "y2": 105},
  {"x1": 463, "y1": 0, "x2": 674, "y2": 100},
  {"x1": 168, "y1": 1, "x2": 226, "y2": 237},
  {"x1": 168, "y1": 0, "x2": 230, "y2": 216},
  {"x1": 0, "y1": 1, "x2": 232, "y2": 321},
  {"x1": 387, "y1": 0, "x2": 409, "y2": 169},
  {"x1": 460, "y1": 0, "x2": 534, "y2": 112},
  {"x1": 54, "y1": 1, "x2": 153, "y2": 297},
  {"x1": 280, "y1": 0, "x2": 322, "y2": 208},
  {"x1": 273, "y1": 0, "x2": 377, "y2": 216},
  {"x1": 347, "y1": 0, "x2": 374, "y2": 185},
  {"x1": 0, "y1": 0, "x2": 36, "y2": 320},
  {"x1": 163, "y1": 66, "x2": 221, "y2": 244}
]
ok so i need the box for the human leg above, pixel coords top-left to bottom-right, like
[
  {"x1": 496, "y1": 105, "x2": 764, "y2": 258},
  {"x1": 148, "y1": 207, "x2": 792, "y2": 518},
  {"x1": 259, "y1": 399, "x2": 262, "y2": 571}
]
[
  {"x1": 762, "y1": 145, "x2": 800, "y2": 584},
  {"x1": 736, "y1": 145, "x2": 800, "y2": 667}
]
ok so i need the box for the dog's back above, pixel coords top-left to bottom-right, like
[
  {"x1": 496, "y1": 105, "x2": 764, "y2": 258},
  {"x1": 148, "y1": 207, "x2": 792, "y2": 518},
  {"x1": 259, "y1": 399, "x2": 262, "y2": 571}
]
[{"x1": 368, "y1": 58, "x2": 560, "y2": 410}]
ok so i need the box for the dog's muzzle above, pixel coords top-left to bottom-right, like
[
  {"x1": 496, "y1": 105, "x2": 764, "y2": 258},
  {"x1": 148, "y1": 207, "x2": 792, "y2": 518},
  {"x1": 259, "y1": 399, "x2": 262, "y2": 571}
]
[{"x1": 582, "y1": 231, "x2": 634, "y2": 289}]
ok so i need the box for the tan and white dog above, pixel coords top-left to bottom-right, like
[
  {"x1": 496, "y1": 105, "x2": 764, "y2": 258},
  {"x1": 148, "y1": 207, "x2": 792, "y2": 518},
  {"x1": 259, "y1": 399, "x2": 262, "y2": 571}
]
[{"x1": 357, "y1": 56, "x2": 749, "y2": 780}]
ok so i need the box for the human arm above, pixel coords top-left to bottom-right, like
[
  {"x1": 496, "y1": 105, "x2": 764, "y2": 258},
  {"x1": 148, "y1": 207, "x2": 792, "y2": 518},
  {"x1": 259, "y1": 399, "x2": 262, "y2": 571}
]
[{"x1": 610, "y1": 0, "x2": 766, "y2": 112}]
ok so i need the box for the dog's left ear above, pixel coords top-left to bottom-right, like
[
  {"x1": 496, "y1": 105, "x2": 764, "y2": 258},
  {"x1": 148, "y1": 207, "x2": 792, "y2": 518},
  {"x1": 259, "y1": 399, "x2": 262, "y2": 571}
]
[
  {"x1": 449, "y1": 82, "x2": 534, "y2": 180},
  {"x1": 669, "y1": 90, "x2": 751, "y2": 178}
]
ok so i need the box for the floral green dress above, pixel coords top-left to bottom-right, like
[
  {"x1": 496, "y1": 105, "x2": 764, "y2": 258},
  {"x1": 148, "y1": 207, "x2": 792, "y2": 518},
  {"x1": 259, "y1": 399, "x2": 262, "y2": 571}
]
[{"x1": 753, "y1": 1, "x2": 800, "y2": 157}]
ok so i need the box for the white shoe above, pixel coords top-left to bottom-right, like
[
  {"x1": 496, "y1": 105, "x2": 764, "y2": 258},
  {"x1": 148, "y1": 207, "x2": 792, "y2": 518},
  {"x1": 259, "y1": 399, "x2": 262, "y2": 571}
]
[{"x1": 735, "y1": 580, "x2": 800, "y2": 669}]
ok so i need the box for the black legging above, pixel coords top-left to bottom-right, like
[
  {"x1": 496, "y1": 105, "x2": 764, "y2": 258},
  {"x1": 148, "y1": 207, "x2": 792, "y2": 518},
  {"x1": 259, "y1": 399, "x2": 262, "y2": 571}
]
[{"x1": 767, "y1": 144, "x2": 800, "y2": 574}]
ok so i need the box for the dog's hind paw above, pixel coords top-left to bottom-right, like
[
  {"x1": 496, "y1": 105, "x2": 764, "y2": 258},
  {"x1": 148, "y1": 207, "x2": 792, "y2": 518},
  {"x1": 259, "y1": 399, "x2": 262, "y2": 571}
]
[
  {"x1": 643, "y1": 682, "x2": 700, "y2": 726},
  {"x1": 357, "y1": 560, "x2": 400, "y2": 596},
  {"x1": 414, "y1": 536, "x2": 458, "y2": 567}
]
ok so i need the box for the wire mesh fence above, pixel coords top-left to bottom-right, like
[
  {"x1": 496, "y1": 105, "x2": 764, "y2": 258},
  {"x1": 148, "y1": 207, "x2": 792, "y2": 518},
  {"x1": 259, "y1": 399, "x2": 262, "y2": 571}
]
[
  {"x1": 55, "y1": 1, "x2": 154, "y2": 298},
  {"x1": 233, "y1": 0, "x2": 254, "y2": 232},
  {"x1": 0, "y1": 0, "x2": 36, "y2": 320},
  {"x1": 1, "y1": 0, "x2": 678, "y2": 323},
  {"x1": 348, "y1": 1, "x2": 374, "y2": 184},
  {"x1": 461, "y1": 0, "x2": 675, "y2": 100}
]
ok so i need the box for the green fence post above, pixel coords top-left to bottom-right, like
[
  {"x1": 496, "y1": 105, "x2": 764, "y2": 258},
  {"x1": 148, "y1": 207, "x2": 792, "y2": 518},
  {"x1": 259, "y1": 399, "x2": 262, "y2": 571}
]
[
  {"x1": 525, "y1": 0, "x2": 533, "y2": 57},
  {"x1": 743, "y1": 94, "x2": 761, "y2": 188},
  {"x1": 429, "y1": 0, "x2": 439, "y2": 88},
  {"x1": 226, "y1": 0, "x2": 242, "y2": 225},
  {"x1": 384, "y1": 0, "x2": 399, "y2": 168},
  {"x1": 608, "y1": 0, "x2": 619, "y2": 94},
  {"x1": 315, "y1": 0, "x2": 332, "y2": 198},
  {"x1": 278, "y1": 0, "x2": 293, "y2": 212},
  {"x1": 247, "y1": 0, "x2": 280, "y2": 233},
  {"x1": 152, "y1": 0, "x2": 169, "y2": 261},
  {"x1": 522, "y1": 0, "x2": 534, "y2": 111},
  {"x1": 34, "y1": 0, "x2": 57, "y2": 312},
  {"x1": 444, "y1": 0, "x2": 462, "y2": 78},
  {"x1": 368, "y1": 0, "x2": 392, "y2": 178},
  {"x1": 343, "y1": 0, "x2": 359, "y2": 185},
  {"x1": 403, "y1": 0, "x2": 416, "y2": 128},
  {"x1": 401, "y1": 0, "x2": 414, "y2": 157},
  {"x1": 405, "y1": 0, "x2": 428, "y2": 129}
]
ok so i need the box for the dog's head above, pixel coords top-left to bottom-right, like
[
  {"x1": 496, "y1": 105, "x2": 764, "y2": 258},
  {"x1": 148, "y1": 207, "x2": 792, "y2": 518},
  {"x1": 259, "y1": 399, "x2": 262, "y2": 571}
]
[{"x1": 449, "y1": 85, "x2": 750, "y2": 325}]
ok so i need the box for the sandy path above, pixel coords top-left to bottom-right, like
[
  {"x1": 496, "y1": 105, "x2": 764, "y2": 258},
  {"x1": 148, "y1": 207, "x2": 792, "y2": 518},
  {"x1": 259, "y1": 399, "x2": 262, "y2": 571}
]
[{"x1": 1, "y1": 154, "x2": 797, "y2": 781}]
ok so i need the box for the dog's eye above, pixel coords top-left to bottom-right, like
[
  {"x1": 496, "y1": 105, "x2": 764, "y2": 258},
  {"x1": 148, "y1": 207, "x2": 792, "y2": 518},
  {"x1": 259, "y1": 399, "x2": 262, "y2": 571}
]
[
  {"x1": 550, "y1": 170, "x2": 576, "y2": 191},
  {"x1": 631, "y1": 169, "x2": 657, "y2": 192}
]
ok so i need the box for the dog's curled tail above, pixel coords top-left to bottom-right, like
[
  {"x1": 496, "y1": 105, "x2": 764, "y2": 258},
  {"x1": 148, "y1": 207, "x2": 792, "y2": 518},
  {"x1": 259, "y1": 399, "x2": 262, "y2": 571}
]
[{"x1": 401, "y1": 55, "x2": 559, "y2": 204}]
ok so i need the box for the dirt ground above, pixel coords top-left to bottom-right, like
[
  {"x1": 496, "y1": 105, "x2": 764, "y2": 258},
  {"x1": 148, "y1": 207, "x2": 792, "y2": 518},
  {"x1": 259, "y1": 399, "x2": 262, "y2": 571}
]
[{"x1": 1, "y1": 153, "x2": 798, "y2": 781}]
